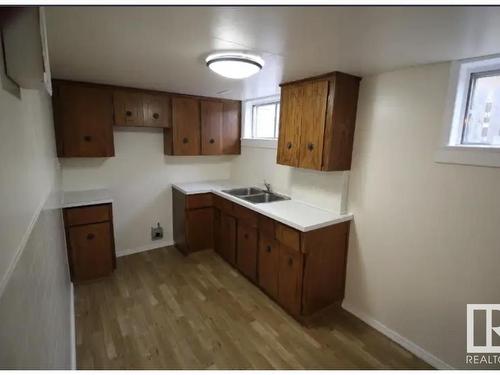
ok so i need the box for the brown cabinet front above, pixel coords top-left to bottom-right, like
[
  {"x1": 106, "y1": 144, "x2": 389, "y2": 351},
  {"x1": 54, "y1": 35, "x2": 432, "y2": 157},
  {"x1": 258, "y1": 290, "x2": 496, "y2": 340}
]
[
  {"x1": 220, "y1": 212, "x2": 237, "y2": 265},
  {"x1": 186, "y1": 207, "x2": 213, "y2": 252},
  {"x1": 68, "y1": 222, "x2": 114, "y2": 282},
  {"x1": 298, "y1": 80, "x2": 328, "y2": 170},
  {"x1": 277, "y1": 84, "x2": 302, "y2": 167},
  {"x1": 237, "y1": 221, "x2": 258, "y2": 282},
  {"x1": 53, "y1": 82, "x2": 114, "y2": 157},
  {"x1": 201, "y1": 100, "x2": 223, "y2": 155},
  {"x1": 258, "y1": 234, "x2": 279, "y2": 299},
  {"x1": 113, "y1": 90, "x2": 144, "y2": 126},
  {"x1": 278, "y1": 245, "x2": 303, "y2": 317},
  {"x1": 143, "y1": 93, "x2": 170, "y2": 128},
  {"x1": 222, "y1": 101, "x2": 241, "y2": 154},
  {"x1": 172, "y1": 97, "x2": 201, "y2": 155}
]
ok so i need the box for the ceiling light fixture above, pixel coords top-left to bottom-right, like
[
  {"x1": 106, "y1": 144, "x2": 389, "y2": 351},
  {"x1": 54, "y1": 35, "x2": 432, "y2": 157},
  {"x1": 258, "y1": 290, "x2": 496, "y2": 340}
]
[{"x1": 206, "y1": 52, "x2": 264, "y2": 79}]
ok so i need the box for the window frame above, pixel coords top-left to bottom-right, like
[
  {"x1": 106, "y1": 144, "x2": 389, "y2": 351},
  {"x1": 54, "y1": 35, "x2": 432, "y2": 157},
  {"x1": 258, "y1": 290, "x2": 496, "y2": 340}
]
[
  {"x1": 241, "y1": 94, "x2": 281, "y2": 149},
  {"x1": 251, "y1": 101, "x2": 280, "y2": 140},
  {"x1": 435, "y1": 54, "x2": 500, "y2": 168}
]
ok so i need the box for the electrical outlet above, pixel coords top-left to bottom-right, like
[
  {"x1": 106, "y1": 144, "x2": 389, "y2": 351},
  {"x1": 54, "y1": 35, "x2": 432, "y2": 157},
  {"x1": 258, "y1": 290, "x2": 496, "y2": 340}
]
[{"x1": 151, "y1": 223, "x2": 163, "y2": 240}]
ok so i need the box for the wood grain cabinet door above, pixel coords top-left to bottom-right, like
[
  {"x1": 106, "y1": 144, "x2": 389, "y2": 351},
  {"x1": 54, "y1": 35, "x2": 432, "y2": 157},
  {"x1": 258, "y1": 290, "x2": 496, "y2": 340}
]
[
  {"x1": 236, "y1": 222, "x2": 258, "y2": 282},
  {"x1": 220, "y1": 213, "x2": 237, "y2": 265},
  {"x1": 172, "y1": 97, "x2": 201, "y2": 155},
  {"x1": 201, "y1": 100, "x2": 223, "y2": 155},
  {"x1": 277, "y1": 84, "x2": 302, "y2": 167},
  {"x1": 143, "y1": 94, "x2": 170, "y2": 128},
  {"x1": 213, "y1": 208, "x2": 221, "y2": 255},
  {"x1": 54, "y1": 83, "x2": 114, "y2": 157},
  {"x1": 298, "y1": 80, "x2": 328, "y2": 170},
  {"x1": 69, "y1": 222, "x2": 114, "y2": 281},
  {"x1": 113, "y1": 90, "x2": 144, "y2": 126},
  {"x1": 258, "y1": 234, "x2": 279, "y2": 299},
  {"x1": 277, "y1": 245, "x2": 303, "y2": 317},
  {"x1": 186, "y1": 207, "x2": 213, "y2": 252},
  {"x1": 222, "y1": 101, "x2": 241, "y2": 154}
]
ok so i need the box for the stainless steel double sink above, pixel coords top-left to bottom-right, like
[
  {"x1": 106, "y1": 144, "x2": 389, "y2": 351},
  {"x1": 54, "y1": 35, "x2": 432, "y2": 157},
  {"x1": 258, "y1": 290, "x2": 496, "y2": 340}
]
[{"x1": 222, "y1": 187, "x2": 290, "y2": 204}]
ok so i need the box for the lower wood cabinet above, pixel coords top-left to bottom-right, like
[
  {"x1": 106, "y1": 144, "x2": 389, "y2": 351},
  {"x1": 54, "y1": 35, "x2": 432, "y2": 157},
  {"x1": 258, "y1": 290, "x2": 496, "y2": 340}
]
[
  {"x1": 63, "y1": 203, "x2": 116, "y2": 283},
  {"x1": 258, "y1": 233, "x2": 279, "y2": 300},
  {"x1": 236, "y1": 221, "x2": 258, "y2": 282},
  {"x1": 172, "y1": 189, "x2": 351, "y2": 322}
]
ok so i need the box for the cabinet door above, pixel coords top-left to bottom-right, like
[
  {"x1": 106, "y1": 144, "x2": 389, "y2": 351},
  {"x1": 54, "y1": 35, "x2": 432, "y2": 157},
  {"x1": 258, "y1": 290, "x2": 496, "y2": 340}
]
[
  {"x1": 69, "y1": 222, "x2": 114, "y2": 281},
  {"x1": 222, "y1": 101, "x2": 241, "y2": 154},
  {"x1": 237, "y1": 221, "x2": 258, "y2": 282},
  {"x1": 277, "y1": 245, "x2": 303, "y2": 316},
  {"x1": 113, "y1": 90, "x2": 144, "y2": 126},
  {"x1": 298, "y1": 80, "x2": 328, "y2": 170},
  {"x1": 220, "y1": 213, "x2": 237, "y2": 265},
  {"x1": 201, "y1": 100, "x2": 223, "y2": 155},
  {"x1": 258, "y1": 234, "x2": 279, "y2": 299},
  {"x1": 213, "y1": 208, "x2": 221, "y2": 255},
  {"x1": 144, "y1": 94, "x2": 170, "y2": 128},
  {"x1": 172, "y1": 97, "x2": 201, "y2": 155},
  {"x1": 277, "y1": 84, "x2": 302, "y2": 167},
  {"x1": 186, "y1": 207, "x2": 213, "y2": 252},
  {"x1": 54, "y1": 83, "x2": 114, "y2": 157}
]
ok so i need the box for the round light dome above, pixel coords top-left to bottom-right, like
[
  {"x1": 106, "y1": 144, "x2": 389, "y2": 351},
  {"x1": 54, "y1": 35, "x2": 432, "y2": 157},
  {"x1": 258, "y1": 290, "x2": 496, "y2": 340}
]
[{"x1": 206, "y1": 53, "x2": 264, "y2": 79}]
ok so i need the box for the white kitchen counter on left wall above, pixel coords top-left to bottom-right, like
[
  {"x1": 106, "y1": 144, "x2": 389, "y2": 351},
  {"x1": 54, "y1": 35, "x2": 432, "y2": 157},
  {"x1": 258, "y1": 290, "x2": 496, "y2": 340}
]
[{"x1": 61, "y1": 189, "x2": 113, "y2": 208}]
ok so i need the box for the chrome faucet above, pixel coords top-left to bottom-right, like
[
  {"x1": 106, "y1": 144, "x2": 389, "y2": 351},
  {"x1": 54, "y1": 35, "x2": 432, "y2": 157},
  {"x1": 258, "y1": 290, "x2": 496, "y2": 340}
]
[{"x1": 264, "y1": 180, "x2": 272, "y2": 193}]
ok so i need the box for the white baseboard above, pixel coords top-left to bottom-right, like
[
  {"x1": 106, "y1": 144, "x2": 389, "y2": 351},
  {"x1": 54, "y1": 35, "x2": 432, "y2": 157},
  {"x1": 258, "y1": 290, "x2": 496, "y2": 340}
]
[
  {"x1": 70, "y1": 282, "x2": 76, "y2": 370},
  {"x1": 341, "y1": 301, "x2": 454, "y2": 370},
  {"x1": 116, "y1": 240, "x2": 174, "y2": 258}
]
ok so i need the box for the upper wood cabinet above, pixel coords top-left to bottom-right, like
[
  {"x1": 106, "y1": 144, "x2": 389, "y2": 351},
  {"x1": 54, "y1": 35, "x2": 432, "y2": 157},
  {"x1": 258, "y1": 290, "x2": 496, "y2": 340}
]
[
  {"x1": 222, "y1": 101, "x2": 241, "y2": 154},
  {"x1": 277, "y1": 71, "x2": 361, "y2": 171},
  {"x1": 165, "y1": 97, "x2": 201, "y2": 155},
  {"x1": 52, "y1": 81, "x2": 114, "y2": 157},
  {"x1": 201, "y1": 100, "x2": 223, "y2": 155},
  {"x1": 113, "y1": 90, "x2": 170, "y2": 128},
  {"x1": 165, "y1": 97, "x2": 241, "y2": 156},
  {"x1": 52, "y1": 80, "x2": 240, "y2": 157}
]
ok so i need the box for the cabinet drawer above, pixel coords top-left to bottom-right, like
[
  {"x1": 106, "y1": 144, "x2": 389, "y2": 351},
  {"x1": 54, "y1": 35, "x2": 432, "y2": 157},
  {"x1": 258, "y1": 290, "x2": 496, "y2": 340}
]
[
  {"x1": 233, "y1": 204, "x2": 258, "y2": 228},
  {"x1": 64, "y1": 204, "x2": 111, "y2": 226},
  {"x1": 186, "y1": 193, "x2": 213, "y2": 209},
  {"x1": 275, "y1": 223, "x2": 301, "y2": 252},
  {"x1": 68, "y1": 222, "x2": 114, "y2": 282},
  {"x1": 259, "y1": 215, "x2": 275, "y2": 237},
  {"x1": 213, "y1": 194, "x2": 233, "y2": 214}
]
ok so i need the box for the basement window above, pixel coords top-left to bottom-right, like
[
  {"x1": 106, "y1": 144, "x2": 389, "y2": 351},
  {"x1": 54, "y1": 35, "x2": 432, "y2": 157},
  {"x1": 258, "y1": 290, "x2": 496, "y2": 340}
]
[
  {"x1": 242, "y1": 95, "x2": 280, "y2": 149},
  {"x1": 436, "y1": 54, "x2": 500, "y2": 167}
]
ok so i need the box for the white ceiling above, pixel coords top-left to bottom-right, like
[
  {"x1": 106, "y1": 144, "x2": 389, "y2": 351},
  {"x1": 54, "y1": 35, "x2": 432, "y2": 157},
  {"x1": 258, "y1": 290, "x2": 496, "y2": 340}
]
[{"x1": 46, "y1": 6, "x2": 500, "y2": 100}]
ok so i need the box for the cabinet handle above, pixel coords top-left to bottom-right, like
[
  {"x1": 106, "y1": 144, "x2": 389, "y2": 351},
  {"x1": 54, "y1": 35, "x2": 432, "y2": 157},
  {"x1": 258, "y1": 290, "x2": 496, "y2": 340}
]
[
  {"x1": 266, "y1": 245, "x2": 272, "y2": 253},
  {"x1": 288, "y1": 257, "x2": 293, "y2": 266},
  {"x1": 182, "y1": 137, "x2": 189, "y2": 144},
  {"x1": 307, "y1": 143, "x2": 314, "y2": 151},
  {"x1": 287, "y1": 142, "x2": 292, "y2": 149},
  {"x1": 153, "y1": 113, "x2": 160, "y2": 119},
  {"x1": 83, "y1": 135, "x2": 92, "y2": 142},
  {"x1": 126, "y1": 110, "x2": 132, "y2": 117},
  {"x1": 244, "y1": 233, "x2": 248, "y2": 239},
  {"x1": 86, "y1": 233, "x2": 95, "y2": 240},
  {"x1": 209, "y1": 138, "x2": 215, "y2": 144}
]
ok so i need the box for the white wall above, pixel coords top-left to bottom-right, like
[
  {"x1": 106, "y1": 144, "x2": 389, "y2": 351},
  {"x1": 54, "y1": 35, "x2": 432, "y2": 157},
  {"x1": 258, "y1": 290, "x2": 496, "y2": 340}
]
[
  {"x1": 230, "y1": 145, "x2": 349, "y2": 213},
  {"x1": 61, "y1": 128, "x2": 234, "y2": 255},
  {"x1": 344, "y1": 62, "x2": 500, "y2": 369},
  {"x1": 0, "y1": 83, "x2": 72, "y2": 368}
]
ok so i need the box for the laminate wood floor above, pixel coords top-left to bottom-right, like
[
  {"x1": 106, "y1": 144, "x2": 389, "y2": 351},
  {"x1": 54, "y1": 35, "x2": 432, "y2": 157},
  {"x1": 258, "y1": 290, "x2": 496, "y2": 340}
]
[{"x1": 75, "y1": 246, "x2": 431, "y2": 369}]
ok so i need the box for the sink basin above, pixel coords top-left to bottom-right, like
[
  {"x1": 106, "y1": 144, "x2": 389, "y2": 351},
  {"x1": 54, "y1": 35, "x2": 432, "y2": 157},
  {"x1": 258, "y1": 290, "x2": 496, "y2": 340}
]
[
  {"x1": 222, "y1": 187, "x2": 263, "y2": 196},
  {"x1": 241, "y1": 192, "x2": 289, "y2": 204}
]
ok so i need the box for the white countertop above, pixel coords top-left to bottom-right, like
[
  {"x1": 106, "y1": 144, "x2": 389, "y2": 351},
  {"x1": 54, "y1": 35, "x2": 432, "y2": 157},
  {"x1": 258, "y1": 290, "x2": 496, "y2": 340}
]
[
  {"x1": 62, "y1": 189, "x2": 113, "y2": 208},
  {"x1": 172, "y1": 180, "x2": 353, "y2": 232}
]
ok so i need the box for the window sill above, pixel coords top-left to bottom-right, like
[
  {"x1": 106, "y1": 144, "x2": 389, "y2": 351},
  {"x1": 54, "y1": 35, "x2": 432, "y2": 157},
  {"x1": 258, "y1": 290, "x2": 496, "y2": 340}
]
[
  {"x1": 435, "y1": 145, "x2": 500, "y2": 168},
  {"x1": 241, "y1": 138, "x2": 278, "y2": 149}
]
